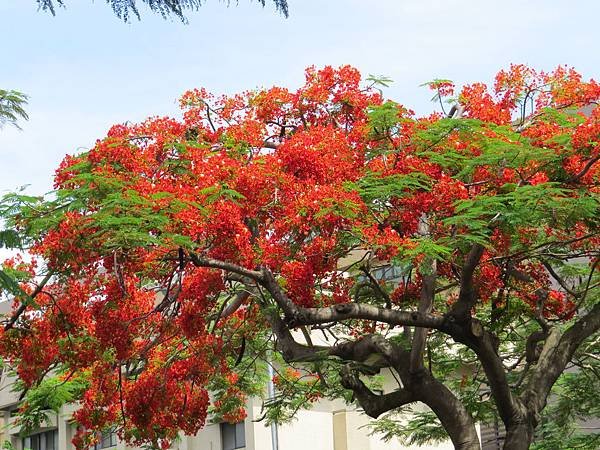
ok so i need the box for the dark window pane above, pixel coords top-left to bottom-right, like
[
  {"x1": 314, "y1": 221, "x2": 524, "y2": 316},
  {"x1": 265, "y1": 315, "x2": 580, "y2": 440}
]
[
  {"x1": 234, "y1": 422, "x2": 245, "y2": 448},
  {"x1": 33, "y1": 434, "x2": 41, "y2": 450},
  {"x1": 45, "y1": 430, "x2": 57, "y2": 450},
  {"x1": 24, "y1": 430, "x2": 59, "y2": 450},
  {"x1": 101, "y1": 432, "x2": 111, "y2": 448},
  {"x1": 103, "y1": 431, "x2": 117, "y2": 448},
  {"x1": 221, "y1": 423, "x2": 235, "y2": 450}
]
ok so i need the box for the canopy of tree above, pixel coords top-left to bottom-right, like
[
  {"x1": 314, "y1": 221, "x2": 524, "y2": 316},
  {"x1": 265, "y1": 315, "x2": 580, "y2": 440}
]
[
  {"x1": 36, "y1": 0, "x2": 289, "y2": 21},
  {"x1": 0, "y1": 65, "x2": 599, "y2": 450}
]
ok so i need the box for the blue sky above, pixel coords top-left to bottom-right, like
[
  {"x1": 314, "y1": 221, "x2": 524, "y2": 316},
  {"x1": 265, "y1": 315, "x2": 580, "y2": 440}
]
[{"x1": 1, "y1": 0, "x2": 599, "y2": 195}]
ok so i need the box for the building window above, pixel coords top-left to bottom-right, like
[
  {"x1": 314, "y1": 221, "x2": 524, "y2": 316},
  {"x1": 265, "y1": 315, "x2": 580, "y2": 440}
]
[
  {"x1": 92, "y1": 430, "x2": 117, "y2": 450},
  {"x1": 221, "y1": 422, "x2": 245, "y2": 450},
  {"x1": 23, "y1": 429, "x2": 58, "y2": 450},
  {"x1": 371, "y1": 264, "x2": 410, "y2": 283},
  {"x1": 480, "y1": 418, "x2": 505, "y2": 450}
]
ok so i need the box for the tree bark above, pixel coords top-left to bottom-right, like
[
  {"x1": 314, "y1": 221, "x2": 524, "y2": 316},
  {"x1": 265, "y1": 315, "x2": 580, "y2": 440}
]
[
  {"x1": 410, "y1": 267, "x2": 436, "y2": 372},
  {"x1": 416, "y1": 375, "x2": 481, "y2": 450},
  {"x1": 503, "y1": 421, "x2": 534, "y2": 450},
  {"x1": 449, "y1": 243, "x2": 484, "y2": 320}
]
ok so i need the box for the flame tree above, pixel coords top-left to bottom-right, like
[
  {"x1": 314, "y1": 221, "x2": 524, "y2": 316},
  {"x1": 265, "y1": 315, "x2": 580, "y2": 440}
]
[{"x1": 0, "y1": 65, "x2": 599, "y2": 450}]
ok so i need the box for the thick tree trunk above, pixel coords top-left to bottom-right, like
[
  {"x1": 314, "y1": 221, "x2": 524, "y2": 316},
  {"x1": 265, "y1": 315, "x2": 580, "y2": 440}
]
[
  {"x1": 418, "y1": 376, "x2": 481, "y2": 450},
  {"x1": 503, "y1": 422, "x2": 534, "y2": 450}
]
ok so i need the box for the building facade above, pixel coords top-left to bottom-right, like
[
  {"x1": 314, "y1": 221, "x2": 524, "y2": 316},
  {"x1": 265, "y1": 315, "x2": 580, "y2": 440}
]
[{"x1": 0, "y1": 364, "x2": 456, "y2": 450}]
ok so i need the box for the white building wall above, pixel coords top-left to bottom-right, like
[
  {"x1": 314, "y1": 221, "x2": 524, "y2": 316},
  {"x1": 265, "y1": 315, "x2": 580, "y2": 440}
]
[
  {"x1": 185, "y1": 423, "x2": 222, "y2": 450},
  {"x1": 277, "y1": 409, "x2": 335, "y2": 450}
]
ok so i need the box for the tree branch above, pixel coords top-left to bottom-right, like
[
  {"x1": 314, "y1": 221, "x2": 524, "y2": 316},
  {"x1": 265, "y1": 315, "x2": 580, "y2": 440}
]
[
  {"x1": 524, "y1": 302, "x2": 600, "y2": 415},
  {"x1": 360, "y1": 266, "x2": 392, "y2": 308},
  {"x1": 410, "y1": 263, "x2": 436, "y2": 373},
  {"x1": 541, "y1": 260, "x2": 579, "y2": 299},
  {"x1": 449, "y1": 243, "x2": 485, "y2": 320},
  {"x1": 467, "y1": 331, "x2": 524, "y2": 427},
  {"x1": 188, "y1": 253, "x2": 264, "y2": 282},
  {"x1": 340, "y1": 365, "x2": 415, "y2": 418},
  {"x1": 567, "y1": 155, "x2": 600, "y2": 183},
  {"x1": 260, "y1": 267, "x2": 446, "y2": 329},
  {"x1": 4, "y1": 272, "x2": 53, "y2": 331}
]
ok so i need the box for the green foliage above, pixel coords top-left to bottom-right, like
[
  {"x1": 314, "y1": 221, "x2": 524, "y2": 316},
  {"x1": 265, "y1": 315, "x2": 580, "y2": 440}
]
[
  {"x1": 0, "y1": 266, "x2": 33, "y2": 301},
  {"x1": 0, "y1": 200, "x2": 37, "y2": 299},
  {"x1": 0, "y1": 90, "x2": 29, "y2": 129},
  {"x1": 0, "y1": 229, "x2": 21, "y2": 250},
  {"x1": 405, "y1": 238, "x2": 452, "y2": 264},
  {"x1": 0, "y1": 176, "x2": 205, "y2": 257},
  {"x1": 2, "y1": 440, "x2": 16, "y2": 450},
  {"x1": 443, "y1": 182, "x2": 599, "y2": 250},
  {"x1": 200, "y1": 184, "x2": 246, "y2": 205},
  {"x1": 352, "y1": 171, "x2": 432, "y2": 205},
  {"x1": 420, "y1": 78, "x2": 455, "y2": 104},
  {"x1": 313, "y1": 197, "x2": 362, "y2": 221},
  {"x1": 207, "y1": 328, "x2": 271, "y2": 423},
  {"x1": 260, "y1": 371, "x2": 322, "y2": 424},
  {"x1": 35, "y1": 0, "x2": 289, "y2": 22},
  {"x1": 261, "y1": 363, "x2": 345, "y2": 425},
  {"x1": 414, "y1": 118, "x2": 561, "y2": 180},
  {"x1": 366, "y1": 409, "x2": 449, "y2": 446},
  {"x1": 0, "y1": 191, "x2": 30, "y2": 301},
  {"x1": 365, "y1": 74, "x2": 394, "y2": 89},
  {"x1": 16, "y1": 375, "x2": 88, "y2": 435},
  {"x1": 0, "y1": 190, "x2": 50, "y2": 248},
  {"x1": 367, "y1": 101, "x2": 403, "y2": 135}
]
